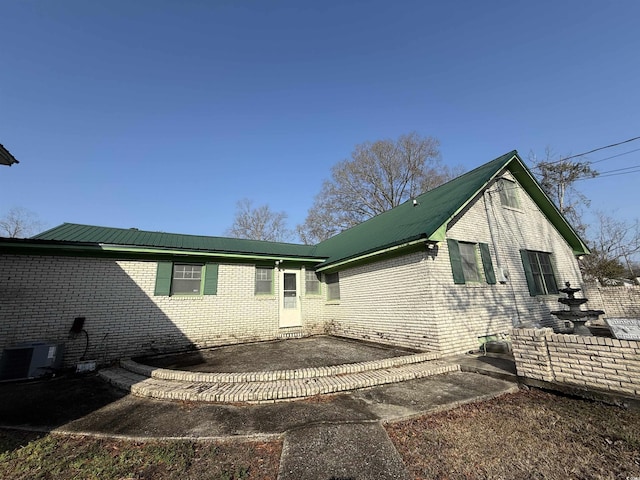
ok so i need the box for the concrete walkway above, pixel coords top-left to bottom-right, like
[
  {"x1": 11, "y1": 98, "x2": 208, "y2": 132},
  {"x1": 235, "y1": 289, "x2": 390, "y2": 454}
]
[
  {"x1": 278, "y1": 422, "x2": 412, "y2": 480},
  {"x1": 0, "y1": 354, "x2": 519, "y2": 480}
]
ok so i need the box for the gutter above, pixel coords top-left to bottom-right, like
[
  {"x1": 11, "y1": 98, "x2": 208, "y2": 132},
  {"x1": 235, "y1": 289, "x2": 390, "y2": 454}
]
[
  {"x1": 99, "y1": 244, "x2": 325, "y2": 263},
  {"x1": 0, "y1": 240, "x2": 326, "y2": 264}
]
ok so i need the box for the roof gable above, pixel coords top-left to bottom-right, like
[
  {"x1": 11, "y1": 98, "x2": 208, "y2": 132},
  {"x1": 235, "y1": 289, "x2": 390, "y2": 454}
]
[{"x1": 314, "y1": 150, "x2": 589, "y2": 268}]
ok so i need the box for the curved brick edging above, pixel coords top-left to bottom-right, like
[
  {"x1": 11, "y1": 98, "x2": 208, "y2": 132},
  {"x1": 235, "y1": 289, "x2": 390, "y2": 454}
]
[
  {"x1": 100, "y1": 361, "x2": 459, "y2": 403},
  {"x1": 120, "y1": 351, "x2": 441, "y2": 383}
]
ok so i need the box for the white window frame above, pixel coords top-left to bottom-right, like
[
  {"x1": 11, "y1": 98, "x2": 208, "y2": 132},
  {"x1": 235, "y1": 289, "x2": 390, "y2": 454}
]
[
  {"x1": 498, "y1": 178, "x2": 520, "y2": 209},
  {"x1": 325, "y1": 272, "x2": 340, "y2": 301},
  {"x1": 171, "y1": 264, "x2": 203, "y2": 295},
  {"x1": 526, "y1": 251, "x2": 559, "y2": 295},
  {"x1": 305, "y1": 270, "x2": 321, "y2": 295},
  {"x1": 255, "y1": 267, "x2": 274, "y2": 295}
]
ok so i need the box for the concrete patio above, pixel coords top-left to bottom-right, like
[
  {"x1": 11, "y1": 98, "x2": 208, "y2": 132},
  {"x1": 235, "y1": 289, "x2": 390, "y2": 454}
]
[{"x1": 99, "y1": 335, "x2": 516, "y2": 403}]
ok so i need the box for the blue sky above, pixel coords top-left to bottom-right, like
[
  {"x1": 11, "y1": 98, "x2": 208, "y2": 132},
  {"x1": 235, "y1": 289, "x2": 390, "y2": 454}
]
[{"x1": 1, "y1": 0, "x2": 639, "y2": 240}]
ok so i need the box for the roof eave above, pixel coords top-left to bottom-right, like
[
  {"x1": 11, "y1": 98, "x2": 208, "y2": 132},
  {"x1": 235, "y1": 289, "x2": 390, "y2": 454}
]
[
  {"x1": 316, "y1": 236, "x2": 428, "y2": 272},
  {"x1": 0, "y1": 238, "x2": 327, "y2": 263},
  {"x1": 506, "y1": 160, "x2": 591, "y2": 256},
  {"x1": 424, "y1": 152, "x2": 522, "y2": 243},
  {"x1": 426, "y1": 152, "x2": 590, "y2": 256}
]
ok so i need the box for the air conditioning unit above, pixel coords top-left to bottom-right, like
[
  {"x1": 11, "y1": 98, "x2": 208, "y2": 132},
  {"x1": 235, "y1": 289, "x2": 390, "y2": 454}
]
[{"x1": 0, "y1": 342, "x2": 65, "y2": 381}]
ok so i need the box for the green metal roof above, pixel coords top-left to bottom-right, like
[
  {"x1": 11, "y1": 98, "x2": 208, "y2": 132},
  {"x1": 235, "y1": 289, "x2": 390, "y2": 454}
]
[
  {"x1": 20, "y1": 150, "x2": 588, "y2": 268},
  {"x1": 32, "y1": 223, "x2": 322, "y2": 260},
  {"x1": 314, "y1": 150, "x2": 590, "y2": 268}
]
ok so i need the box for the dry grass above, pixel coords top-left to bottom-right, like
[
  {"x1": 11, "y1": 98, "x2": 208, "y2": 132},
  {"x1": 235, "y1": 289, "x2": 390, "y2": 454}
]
[
  {"x1": 0, "y1": 430, "x2": 281, "y2": 480},
  {"x1": 3, "y1": 388, "x2": 640, "y2": 479},
  {"x1": 387, "y1": 389, "x2": 640, "y2": 480}
]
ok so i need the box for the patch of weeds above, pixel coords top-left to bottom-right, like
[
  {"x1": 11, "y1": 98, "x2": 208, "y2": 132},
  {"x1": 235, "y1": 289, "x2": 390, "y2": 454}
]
[{"x1": 219, "y1": 466, "x2": 250, "y2": 480}]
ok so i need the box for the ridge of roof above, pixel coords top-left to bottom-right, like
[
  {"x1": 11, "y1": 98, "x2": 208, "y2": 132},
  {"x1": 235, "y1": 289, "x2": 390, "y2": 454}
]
[{"x1": 33, "y1": 223, "x2": 322, "y2": 259}]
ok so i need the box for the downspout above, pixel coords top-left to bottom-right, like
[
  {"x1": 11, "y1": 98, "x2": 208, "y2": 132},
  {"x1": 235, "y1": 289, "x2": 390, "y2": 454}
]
[
  {"x1": 483, "y1": 189, "x2": 506, "y2": 283},
  {"x1": 484, "y1": 188, "x2": 523, "y2": 326}
]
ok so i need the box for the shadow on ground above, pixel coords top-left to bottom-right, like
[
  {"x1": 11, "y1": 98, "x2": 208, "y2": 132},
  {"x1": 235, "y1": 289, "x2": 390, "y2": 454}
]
[{"x1": 0, "y1": 373, "x2": 125, "y2": 430}]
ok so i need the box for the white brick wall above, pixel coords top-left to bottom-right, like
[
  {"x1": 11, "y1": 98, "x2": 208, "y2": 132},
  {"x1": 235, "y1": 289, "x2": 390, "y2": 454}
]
[
  {"x1": 0, "y1": 173, "x2": 587, "y2": 364},
  {"x1": 512, "y1": 327, "x2": 640, "y2": 397},
  {"x1": 323, "y1": 250, "x2": 440, "y2": 352},
  {"x1": 582, "y1": 284, "x2": 640, "y2": 318},
  {"x1": 0, "y1": 255, "x2": 323, "y2": 366}
]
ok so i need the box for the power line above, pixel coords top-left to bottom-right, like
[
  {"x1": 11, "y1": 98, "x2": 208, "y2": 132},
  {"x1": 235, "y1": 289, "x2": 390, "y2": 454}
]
[
  {"x1": 590, "y1": 147, "x2": 640, "y2": 165},
  {"x1": 559, "y1": 135, "x2": 640, "y2": 162},
  {"x1": 576, "y1": 166, "x2": 640, "y2": 181},
  {"x1": 597, "y1": 164, "x2": 640, "y2": 175},
  {"x1": 531, "y1": 135, "x2": 640, "y2": 168},
  {"x1": 586, "y1": 169, "x2": 640, "y2": 180}
]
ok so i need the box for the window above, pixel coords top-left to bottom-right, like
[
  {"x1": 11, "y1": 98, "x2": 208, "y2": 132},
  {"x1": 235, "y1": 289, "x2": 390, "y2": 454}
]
[
  {"x1": 459, "y1": 242, "x2": 481, "y2": 282},
  {"x1": 520, "y1": 250, "x2": 558, "y2": 296},
  {"x1": 325, "y1": 272, "x2": 340, "y2": 300},
  {"x1": 447, "y1": 239, "x2": 496, "y2": 285},
  {"x1": 172, "y1": 264, "x2": 202, "y2": 295},
  {"x1": 498, "y1": 178, "x2": 520, "y2": 209},
  {"x1": 305, "y1": 269, "x2": 321, "y2": 295},
  {"x1": 255, "y1": 267, "x2": 273, "y2": 295},
  {"x1": 154, "y1": 262, "x2": 219, "y2": 296}
]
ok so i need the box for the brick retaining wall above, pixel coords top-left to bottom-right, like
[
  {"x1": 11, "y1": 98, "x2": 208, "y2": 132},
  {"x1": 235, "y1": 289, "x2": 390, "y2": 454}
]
[
  {"x1": 582, "y1": 284, "x2": 640, "y2": 318},
  {"x1": 511, "y1": 328, "x2": 640, "y2": 398}
]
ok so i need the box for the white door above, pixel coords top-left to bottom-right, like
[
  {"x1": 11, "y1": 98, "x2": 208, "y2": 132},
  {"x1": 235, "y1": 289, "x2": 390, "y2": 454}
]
[{"x1": 279, "y1": 269, "x2": 302, "y2": 327}]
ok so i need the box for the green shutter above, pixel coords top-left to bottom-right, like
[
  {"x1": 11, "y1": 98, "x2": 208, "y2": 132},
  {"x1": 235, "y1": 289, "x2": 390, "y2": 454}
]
[
  {"x1": 203, "y1": 263, "x2": 219, "y2": 295},
  {"x1": 155, "y1": 261, "x2": 172, "y2": 296},
  {"x1": 479, "y1": 243, "x2": 496, "y2": 285},
  {"x1": 520, "y1": 250, "x2": 536, "y2": 296},
  {"x1": 447, "y1": 239, "x2": 466, "y2": 285}
]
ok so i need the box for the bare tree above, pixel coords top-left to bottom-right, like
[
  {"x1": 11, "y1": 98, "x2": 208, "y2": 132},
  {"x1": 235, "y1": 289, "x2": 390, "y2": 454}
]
[
  {"x1": 581, "y1": 211, "x2": 640, "y2": 282},
  {"x1": 297, "y1": 132, "x2": 460, "y2": 244},
  {"x1": 226, "y1": 198, "x2": 292, "y2": 242},
  {"x1": 0, "y1": 207, "x2": 45, "y2": 238},
  {"x1": 529, "y1": 147, "x2": 598, "y2": 234}
]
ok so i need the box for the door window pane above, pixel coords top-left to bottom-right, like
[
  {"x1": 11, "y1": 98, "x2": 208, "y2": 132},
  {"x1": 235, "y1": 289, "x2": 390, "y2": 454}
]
[{"x1": 283, "y1": 272, "x2": 297, "y2": 308}]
